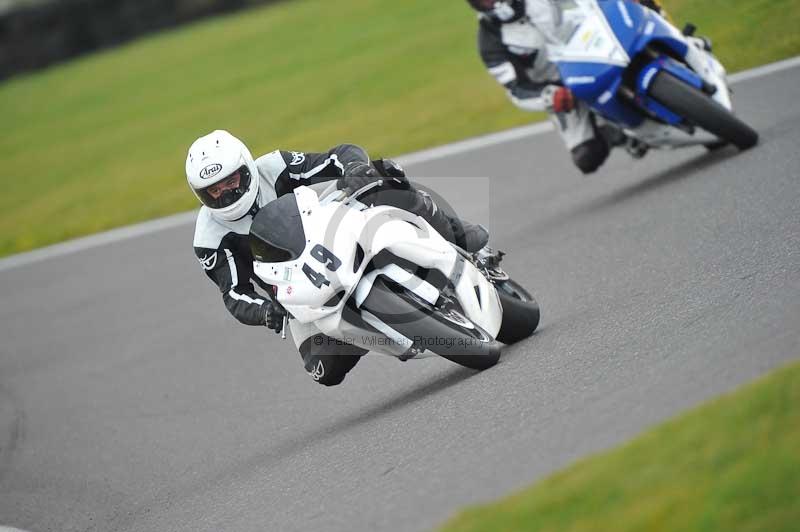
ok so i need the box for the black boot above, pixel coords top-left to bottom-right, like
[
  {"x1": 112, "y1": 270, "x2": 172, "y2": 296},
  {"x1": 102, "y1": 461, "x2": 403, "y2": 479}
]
[
  {"x1": 450, "y1": 219, "x2": 490, "y2": 253},
  {"x1": 599, "y1": 124, "x2": 627, "y2": 148}
]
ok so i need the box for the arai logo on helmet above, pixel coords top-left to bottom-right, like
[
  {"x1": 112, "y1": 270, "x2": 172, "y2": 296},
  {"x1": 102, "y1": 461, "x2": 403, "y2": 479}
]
[{"x1": 199, "y1": 163, "x2": 223, "y2": 180}]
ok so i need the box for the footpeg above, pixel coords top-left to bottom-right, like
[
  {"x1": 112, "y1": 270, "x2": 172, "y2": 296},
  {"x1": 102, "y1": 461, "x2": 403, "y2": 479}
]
[
  {"x1": 398, "y1": 346, "x2": 422, "y2": 361},
  {"x1": 625, "y1": 138, "x2": 649, "y2": 159},
  {"x1": 474, "y1": 247, "x2": 510, "y2": 282}
]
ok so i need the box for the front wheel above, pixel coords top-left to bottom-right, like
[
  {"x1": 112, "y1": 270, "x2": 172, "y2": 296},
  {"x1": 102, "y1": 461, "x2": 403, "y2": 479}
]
[
  {"x1": 648, "y1": 71, "x2": 758, "y2": 150},
  {"x1": 360, "y1": 277, "x2": 501, "y2": 370},
  {"x1": 495, "y1": 279, "x2": 540, "y2": 344}
]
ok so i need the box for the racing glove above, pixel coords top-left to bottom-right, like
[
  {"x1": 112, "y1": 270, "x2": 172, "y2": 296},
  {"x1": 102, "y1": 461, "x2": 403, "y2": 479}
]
[
  {"x1": 337, "y1": 161, "x2": 409, "y2": 193},
  {"x1": 543, "y1": 85, "x2": 576, "y2": 113},
  {"x1": 265, "y1": 302, "x2": 287, "y2": 334}
]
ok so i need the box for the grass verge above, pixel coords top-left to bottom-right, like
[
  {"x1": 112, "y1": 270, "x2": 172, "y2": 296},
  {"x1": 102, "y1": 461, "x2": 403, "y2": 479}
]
[
  {"x1": 1, "y1": 0, "x2": 799, "y2": 256},
  {"x1": 439, "y1": 360, "x2": 800, "y2": 532}
]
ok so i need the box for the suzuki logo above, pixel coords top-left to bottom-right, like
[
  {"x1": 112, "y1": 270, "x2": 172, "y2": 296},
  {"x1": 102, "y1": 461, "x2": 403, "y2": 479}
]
[{"x1": 200, "y1": 163, "x2": 223, "y2": 179}]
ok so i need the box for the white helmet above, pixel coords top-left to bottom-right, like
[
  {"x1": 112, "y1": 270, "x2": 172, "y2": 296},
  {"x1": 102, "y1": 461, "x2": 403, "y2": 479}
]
[{"x1": 186, "y1": 130, "x2": 260, "y2": 221}]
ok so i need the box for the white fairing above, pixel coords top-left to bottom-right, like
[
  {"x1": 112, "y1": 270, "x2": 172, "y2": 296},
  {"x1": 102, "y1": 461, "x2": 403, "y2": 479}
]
[
  {"x1": 546, "y1": 0, "x2": 735, "y2": 149},
  {"x1": 252, "y1": 186, "x2": 504, "y2": 358}
]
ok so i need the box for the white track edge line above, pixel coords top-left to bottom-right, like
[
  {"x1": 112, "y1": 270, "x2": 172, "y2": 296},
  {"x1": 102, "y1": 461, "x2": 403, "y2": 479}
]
[
  {"x1": 728, "y1": 55, "x2": 800, "y2": 83},
  {"x1": 1, "y1": 54, "x2": 798, "y2": 273},
  {"x1": 396, "y1": 121, "x2": 553, "y2": 166},
  {"x1": 0, "y1": 211, "x2": 197, "y2": 272}
]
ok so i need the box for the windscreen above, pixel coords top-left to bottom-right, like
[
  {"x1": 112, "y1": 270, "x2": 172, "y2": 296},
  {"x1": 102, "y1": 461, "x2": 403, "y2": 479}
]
[{"x1": 249, "y1": 194, "x2": 307, "y2": 264}]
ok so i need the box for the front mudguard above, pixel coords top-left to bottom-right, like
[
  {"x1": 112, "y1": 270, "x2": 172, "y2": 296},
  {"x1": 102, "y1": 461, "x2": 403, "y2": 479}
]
[{"x1": 634, "y1": 57, "x2": 704, "y2": 125}]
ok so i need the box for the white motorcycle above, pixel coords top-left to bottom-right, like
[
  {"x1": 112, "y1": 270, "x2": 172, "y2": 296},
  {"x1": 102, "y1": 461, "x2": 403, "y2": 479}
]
[{"x1": 249, "y1": 182, "x2": 540, "y2": 370}]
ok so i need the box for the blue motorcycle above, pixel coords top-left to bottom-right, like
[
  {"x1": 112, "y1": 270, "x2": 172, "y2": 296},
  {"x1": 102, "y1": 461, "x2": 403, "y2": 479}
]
[{"x1": 548, "y1": 0, "x2": 758, "y2": 150}]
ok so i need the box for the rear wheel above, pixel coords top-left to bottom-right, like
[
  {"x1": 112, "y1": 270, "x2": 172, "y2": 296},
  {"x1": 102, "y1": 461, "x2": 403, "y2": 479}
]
[
  {"x1": 360, "y1": 277, "x2": 501, "y2": 370},
  {"x1": 495, "y1": 279, "x2": 540, "y2": 344},
  {"x1": 648, "y1": 71, "x2": 758, "y2": 150}
]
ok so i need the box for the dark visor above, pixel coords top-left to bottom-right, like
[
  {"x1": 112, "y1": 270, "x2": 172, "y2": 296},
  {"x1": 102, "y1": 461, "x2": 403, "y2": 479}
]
[{"x1": 195, "y1": 165, "x2": 252, "y2": 209}]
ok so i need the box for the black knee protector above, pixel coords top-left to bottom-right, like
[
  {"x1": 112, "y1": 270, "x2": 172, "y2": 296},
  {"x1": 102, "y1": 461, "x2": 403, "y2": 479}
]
[
  {"x1": 317, "y1": 373, "x2": 347, "y2": 387},
  {"x1": 299, "y1": 335, "x2": 364, "y2": 387},
  {"x1": 305, "y1": 355, "x2": 349, "y2": 387},
  {"x1": 571, "y1": 138, "x2": 610, "y2": 174}
]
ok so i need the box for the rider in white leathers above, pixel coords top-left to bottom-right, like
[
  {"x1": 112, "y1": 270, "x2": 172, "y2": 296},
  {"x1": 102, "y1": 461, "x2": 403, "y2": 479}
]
[{"x1": 186, "y1": 130, "x2": 490, "y2": 386}]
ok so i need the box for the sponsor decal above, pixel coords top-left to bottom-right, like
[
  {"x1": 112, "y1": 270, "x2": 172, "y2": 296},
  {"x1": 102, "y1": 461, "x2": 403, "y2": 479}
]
[
  {"x1": 286, "y1": 286, "x2": 293, "y2": 295},
  {"x1": 642, "y1": 67, "x2": 658, "y2": 90},
  {"x1": 566, "y1": 75, "x2": 596, "y2": 85},
  {"x1": 290, "y1": 151, "x2": 306, "y2": 166},
  {"x1": 308, "y1": 360, "x2": 325, "y2": 381},
  {"x1": 199, "y1": 163, "x2": 223, "y2": 180},
  {"x1": 592, "y1": 36, "x2": 606, "y2": 51},
  {"x1": 198, "y1": 253, "x2": 217, "y2": 270},
  {"x1": 597, "y1": 90, "x2": 614, "y2": 104},
  {"x1": 617, "y1": 0, "x2": 633, "y2": 28}
]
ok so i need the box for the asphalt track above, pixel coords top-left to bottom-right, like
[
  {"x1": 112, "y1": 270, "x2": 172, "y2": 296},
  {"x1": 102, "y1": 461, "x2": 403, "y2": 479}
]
[{"x1": 2, "y1": 61, "x2": 800, "y2": 532}]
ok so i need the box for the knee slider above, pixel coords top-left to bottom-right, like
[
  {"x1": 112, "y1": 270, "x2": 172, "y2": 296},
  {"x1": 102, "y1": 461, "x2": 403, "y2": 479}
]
[
  {"x1": 571, "y1": 138, "x2": 609, "y2": 174},
  {"x1": 305, "y1": 359, "x2": 346, "y2": 386},
  {"x1": 316, "y1": 373, "x2": 347, "y2": 387}
]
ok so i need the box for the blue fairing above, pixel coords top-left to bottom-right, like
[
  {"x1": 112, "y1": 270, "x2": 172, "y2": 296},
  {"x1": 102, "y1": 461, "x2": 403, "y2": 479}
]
[
  {"x1": 556, "y1": 1, "x2": 695, "y2": 127},
  {"x1": 560, "y1": 61, "x2": 644, "y2": 126},
  {"x1": 597, "y1": 0, "x2": 647, "y2": 54},
  {"x1": 598, "y1": 0, "x2": 689, "y2": 60},
  {"x1": 559, "y1": 61, "x2": 623, "y2": 102}
]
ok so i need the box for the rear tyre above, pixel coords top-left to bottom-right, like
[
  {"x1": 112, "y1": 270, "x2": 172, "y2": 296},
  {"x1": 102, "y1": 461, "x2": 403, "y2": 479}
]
[
  {"x1": 360, "y1": 277, "x2": 501, "y2": 370},
  {"x1": 648, "y1": 71, "x2": 758, "y2": 150},
  {"x1": 495, "y1": 279, "x2": 540, "y2": 344}
]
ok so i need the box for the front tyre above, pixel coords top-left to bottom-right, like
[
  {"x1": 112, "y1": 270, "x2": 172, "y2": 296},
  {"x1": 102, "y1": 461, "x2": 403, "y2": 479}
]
[
  {"x1": 649, "y1": 71, "x2": 758, "y2": 150},
  {"x1": 495, "y1": 279, "x2": 540, "y2": 344},
  {"x1": 360, "y1": 277, "x2": 501, "y2": 370}
]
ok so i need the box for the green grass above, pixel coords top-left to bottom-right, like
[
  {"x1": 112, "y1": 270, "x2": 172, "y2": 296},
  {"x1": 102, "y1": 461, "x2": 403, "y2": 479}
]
[
  {"x1": 1, "y1": 0, "x2": 799, "y2": 256},
  {"x1": 664, "y1": 0, "x2": 800, "y2": 73},
  {"x1": 439, "y1": 360, "x2": 800, "y2": 532}
]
